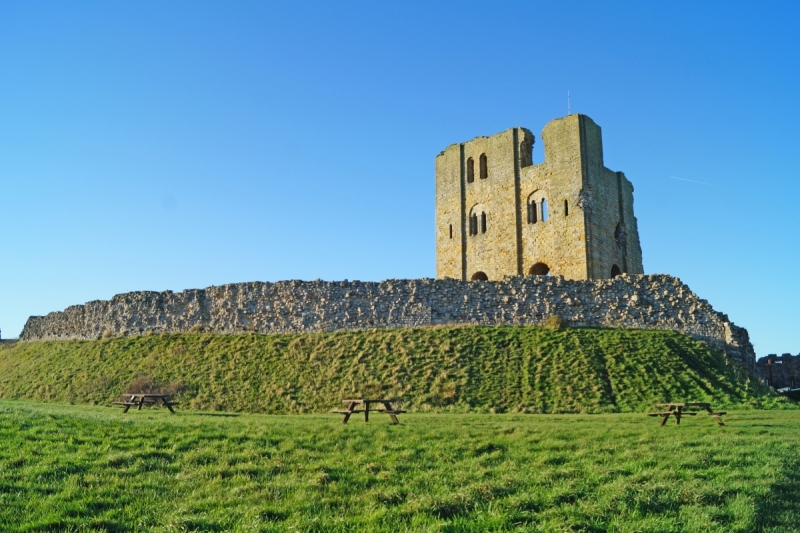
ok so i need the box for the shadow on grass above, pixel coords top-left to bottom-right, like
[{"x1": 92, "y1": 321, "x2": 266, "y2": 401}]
[
  {"x1": 754, "y1": 458, "x2": 800, "y2": 531},
  {"x1": 191, "y1": 412, "x2": 241, "y2": 418},
  {"x1": 21, "y1": 519, "x2": 127, "y2": 533}
]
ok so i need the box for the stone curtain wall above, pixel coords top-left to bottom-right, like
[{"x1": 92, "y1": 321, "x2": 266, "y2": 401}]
[{"x1": 20, "y1": 274, "x2": 755, "y2": 368}]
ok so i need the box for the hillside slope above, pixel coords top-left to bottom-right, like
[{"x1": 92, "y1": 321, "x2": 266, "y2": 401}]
[{"x1": 0, "y1": 326, "x2": 782, "y2": 413}]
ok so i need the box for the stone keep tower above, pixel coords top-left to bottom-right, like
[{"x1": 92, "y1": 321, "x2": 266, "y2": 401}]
[{"x1": 436, "y1": 114, "x2": 643, "y2": 281}]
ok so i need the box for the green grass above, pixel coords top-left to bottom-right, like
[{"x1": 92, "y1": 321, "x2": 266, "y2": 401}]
[
  {"x1": 0, "y1": 327, "x2": 784, "y2": 413},
  {"x1": 1, "y1": 400, "x2": 799, "y2": 532}
]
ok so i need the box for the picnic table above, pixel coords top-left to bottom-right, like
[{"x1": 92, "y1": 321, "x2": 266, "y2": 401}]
[
  {"x1": 113, "y1": 393, "x2": 178, "y2": 414},
  {"x1": 648, "y1": 402, "x2": 726, "y2": 426},
  {"x1": 332, "y1": 398, "x2": 405, "y2": 424}
]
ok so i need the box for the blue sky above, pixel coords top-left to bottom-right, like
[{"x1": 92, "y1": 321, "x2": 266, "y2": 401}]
[{"x1": 1, "y1": 2, "x2": 798, "y2": 357}]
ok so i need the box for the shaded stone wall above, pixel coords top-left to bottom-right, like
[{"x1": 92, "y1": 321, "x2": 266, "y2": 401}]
[
  {"x1": 20, "y1": 274, "x2": 755, "y2": 369},
  {"x1": 755, "y1": 354, "x2": 800, "y2": 388}
]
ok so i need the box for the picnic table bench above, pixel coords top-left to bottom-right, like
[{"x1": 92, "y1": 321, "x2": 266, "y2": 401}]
[
  {"x1": 332, "y1": 398, "x2": 405, "y2": 424},
  {"x1": 648, "y1": 402, "x2": 726, "y2": 426},
  {"x1": 113, "y1": 393, "x2": 178, "y2": 414}
]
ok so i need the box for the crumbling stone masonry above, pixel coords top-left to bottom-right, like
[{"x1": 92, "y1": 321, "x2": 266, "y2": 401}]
[
  {"x1": 755, "y1": 354, "x2": 800, "y2": 388},
  {"x1": 20, "y1": 274, "x2": 755, "y2": 369},
  {"x1": 436, "y1": 114, "x2": 643, "y2": 281}
]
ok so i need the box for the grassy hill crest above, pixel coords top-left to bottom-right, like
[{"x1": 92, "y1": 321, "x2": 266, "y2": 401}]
[{"x1": 0, "y1": 326, "x2": 785, "y2": 413}]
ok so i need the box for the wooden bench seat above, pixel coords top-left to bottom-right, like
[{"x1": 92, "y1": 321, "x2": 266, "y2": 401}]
[
  {"x1": 114, "y1": 400, "x2": 178, "y2": 406},
  {"x1": 113, "y1": 395, "x2": 178, "y2": 413},
  {"x1": 649, "y1": 402, "x2": 726, "y2": 426},
  {"x1": 332, "y1": 398, "x2": 404, "y2": 424}
]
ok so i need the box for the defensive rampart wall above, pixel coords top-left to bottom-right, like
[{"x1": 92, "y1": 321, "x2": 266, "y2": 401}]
[{"x1": 20, "y1": 274, "x2": 755, "y2": 368}]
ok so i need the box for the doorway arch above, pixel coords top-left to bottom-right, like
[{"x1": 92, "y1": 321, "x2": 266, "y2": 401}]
[
  {"x1": 470, "y1": 271, "x2": 488, "y2": 281},
  {"x1": 529, "y1": 263, "x2": 550, "y2": 276},
  {"x1": 610, "y1": 264, "x2": 622, "y2": 278}
]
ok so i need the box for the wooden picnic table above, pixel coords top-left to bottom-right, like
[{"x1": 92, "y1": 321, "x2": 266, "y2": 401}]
[
  {"x1": 332, "y1": 398, "x2": 405, "y2": 424},
  {"x1": 648, "y1": 402, "x2": 726, "y2": 426},
  {"x1": 113, "y1": 393, "x2": 178, "y2": 414}
]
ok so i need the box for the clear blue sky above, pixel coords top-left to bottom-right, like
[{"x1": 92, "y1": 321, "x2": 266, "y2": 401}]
[{"x1": 1, "y1": 2, "x2": 798, "y2": 357}]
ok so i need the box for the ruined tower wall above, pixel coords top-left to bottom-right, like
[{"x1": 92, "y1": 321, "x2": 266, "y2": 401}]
[
  {"x1": 435, "y1": 114, "x2": 644, "y2": 281},
  {"x1": 619, "y1": 174, "x2": 644, "y2": 274},
  {"x1": 435, "y1": 144, "x2": 463, "y2": 279},
  {"x1": 521, "y1": 116, "x2": 588, "y2": 280},
  {"x1": 580, "y1": 116, "x2": 644, "y2": 279},
  {"x1": 462, "y1": 131, "x2": 519, "y2": 280}
]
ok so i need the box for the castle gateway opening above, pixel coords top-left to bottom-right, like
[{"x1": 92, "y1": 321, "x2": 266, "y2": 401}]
[
  {"x1": 470, "y1": 271, "x2": 488, "y2": 281},
  {"x1": 529, "y1": 263, "x2": 550, "y2": 276}
]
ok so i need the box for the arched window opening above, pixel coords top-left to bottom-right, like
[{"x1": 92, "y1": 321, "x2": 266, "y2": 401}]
[
  {"x1": 610, "y1": 264, "x2": 622, "y2": 278},
  {"x1": 479, "y1": 154, "x2": 488, "y2": 179},
  {"x1": 471, "y1": 271, "x2": 489, "y2": 281},
  {"x1": 529, "y1": 263, "x2": 550, "y2": 276},
  {"x1": 564, "y1": 200, "x2": 568, "y2": 216},
  {"x1": 449, "y1": 224, "x2": 453, "y2": 239},
  {"x1": 527, "y1": 191, "x2": 546, "y2": 224},
  {"x1": 467, "y1": 158, "x2": 475, "y2": 183},
  {"x1": 468, "y1": 204, "x2": 486, "y2": 237}
]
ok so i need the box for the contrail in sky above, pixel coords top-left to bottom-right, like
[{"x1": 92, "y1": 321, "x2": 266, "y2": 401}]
[{"x1": 669, "y1": 176, "x2": 722, "y2": 188}]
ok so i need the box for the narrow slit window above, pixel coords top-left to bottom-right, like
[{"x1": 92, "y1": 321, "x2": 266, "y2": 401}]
[
  {"x1": 467, "y1": 158, "x2": 475, "y2": 183},
  {"x1": 449, "y1": 224, "x2": 453, "y2": 239},
  {"x1": 564, "y1": 200, "x2": 568, "y2": 216},
  {"x1": 479, "y1": 154, "x2": 488, "y2": 179},
  {"x1": 541, "y1": 199, "x2": 548, "y2": 221},
  {"x1": 481, "y1": 212, "x2": 487, "y2": 233}
]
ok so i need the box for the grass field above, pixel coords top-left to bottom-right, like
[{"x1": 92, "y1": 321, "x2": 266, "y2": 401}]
[
  {"x1": 0, "y1": 327, "x2": 783, "y2": 413},
  {"x1": 1, "y1": 400, "x2": 799, "y2": 532}
]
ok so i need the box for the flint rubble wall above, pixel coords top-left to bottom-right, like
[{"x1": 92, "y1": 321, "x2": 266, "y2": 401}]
[{"x1": 20, "y1": 274, "x2": 755, "y2": 368}]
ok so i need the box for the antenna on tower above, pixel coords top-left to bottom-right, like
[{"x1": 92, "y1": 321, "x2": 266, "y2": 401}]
[{"x1": 568, "y1": 90, "x2": 571, "y2": 115}]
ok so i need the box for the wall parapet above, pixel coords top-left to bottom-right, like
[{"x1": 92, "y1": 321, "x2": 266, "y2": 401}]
[{"x1": 20, "y1": 274, "x2": 755, "y2": 368}]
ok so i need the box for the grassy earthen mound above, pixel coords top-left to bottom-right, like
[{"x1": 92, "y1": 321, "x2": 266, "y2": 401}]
[{"x1": 0, "y1": 326, "x2": 785, "y2": 413}]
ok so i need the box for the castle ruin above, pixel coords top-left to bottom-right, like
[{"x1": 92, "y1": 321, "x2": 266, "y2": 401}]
[
  {"x1": 17, "y1": 114, "x2": 759, "y2": 369},
  {"x1": 436, "y1": 114, "x2": 643, "y2": 281}
]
